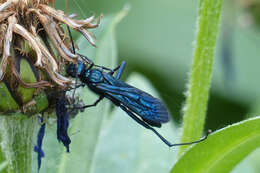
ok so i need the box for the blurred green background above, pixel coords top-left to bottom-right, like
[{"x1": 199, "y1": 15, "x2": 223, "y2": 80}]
[{"x1": 53, "y1": 0, "x2": 260, "y2": 171}]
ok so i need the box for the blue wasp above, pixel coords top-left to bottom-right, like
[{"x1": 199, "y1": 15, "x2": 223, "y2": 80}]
[
  {"x1": 65, "y1": 25, "x2": 210, "y2": 147},
  {"x1": 66, "y1": 56, "x2": 210, "y2": 147}
]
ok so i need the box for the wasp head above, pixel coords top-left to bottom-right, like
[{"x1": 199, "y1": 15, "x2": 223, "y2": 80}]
[
  {"x1": 66, "y1": 61, "x2": 86, "y2": 78},
  {"x1": 66, "y1": 64, "x2": 78, "y2": 78}
]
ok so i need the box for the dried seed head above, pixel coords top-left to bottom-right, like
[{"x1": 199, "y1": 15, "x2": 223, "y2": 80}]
[{"x1": 0, "y1": 0, "x2": 101, "y2": 113}]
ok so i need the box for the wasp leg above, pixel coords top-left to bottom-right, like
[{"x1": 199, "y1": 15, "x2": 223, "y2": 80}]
[
  {"x1": 73, "y1": 95, "x2": 104, "y2": 109},
  {"x1": 115, "y1": 61, "x2": 126, "y2": 79},
  {"x1": 65, "y1": 84, "x2": 85, "y2": 92},
  {"x1": 119, "y1": 105, "x2": 210, "y2": 147},
  {"x1": 105, "y1": 61, "x2": 126, "y2": 79},
  {"x1": 119, "y1": 104, "x2": 174, "y2": 147}
]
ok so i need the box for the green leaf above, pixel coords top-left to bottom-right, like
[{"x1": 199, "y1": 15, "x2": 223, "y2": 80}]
[
  {"x1": 0, "y1": 161, "x2": 8, "y2": 172},
  {"x1": 93, "y1": 73, "x2": 178, "y2": 173},
  {"x1": 179, "y1": 0, "x2": 223, "y2": 155},
  {"x1": 171, "y1": 117, "x2": 260, "y2": 173}
]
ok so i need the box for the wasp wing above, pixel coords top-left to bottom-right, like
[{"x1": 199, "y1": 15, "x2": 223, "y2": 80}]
[{"x1": 96, "y1": 75, "x2": 170, "y2": 127}]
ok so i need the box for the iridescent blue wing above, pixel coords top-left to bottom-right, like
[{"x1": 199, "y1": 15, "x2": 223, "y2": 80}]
[{"x1": 96, "y1": 74, "x2": 170, "y2": 127}]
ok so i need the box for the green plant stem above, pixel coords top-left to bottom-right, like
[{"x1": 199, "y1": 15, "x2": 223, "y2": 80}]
[
  {"x1": 178, "y1": 0, "x2": 223, "y2": 156},
  {"x1": 0, "y1": 114, "x2": 37, "y2": 173},
  {"x1": 0, "y1": 135, "x2": 7, "y2": 172}
]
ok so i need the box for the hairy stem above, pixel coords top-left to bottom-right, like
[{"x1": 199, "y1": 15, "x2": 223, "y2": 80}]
[{"x1": 178, "y1": 0, "x2": 223, "y2": 156}]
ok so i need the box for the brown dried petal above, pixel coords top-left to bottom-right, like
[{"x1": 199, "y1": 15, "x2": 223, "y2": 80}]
[
  {"x1": 39, "y1": 4, "x2": 83, "y2": 28},
  {"x1": 0, "y1": 14, "x2": 16, "y2": 81},
  {"x1": 34, "y1": 10, "x2": 77, "y2": 62},
  {"x1": 0, "y1": 0, "x2": 17, "y2": 12},
  {"x1": 0, "y1": 24, "x2": 7, "y2": 51},
  {"x1": 54, "y1": 71, "x2": 71, "y2": 82},
  {"x1": 11, "y1": 63, "x2": 52, "y2": 88},
  {"x1": 31, "y1": 26, "x2": 72, "y2": 85},
  {"x1": 76, "y1": 14, "x2": 102, "y2": 29},
  {"x1": 0, "y1": 11, "x2": 14, "y2": 23},
  {"x1": 77, "y1": 28, "x2": 96, "y2": 47},
  {"x1": 12, "y1": 24, "x2": 43, "y2": 66},
  {"x1": 55, "y1": 23, "x2": 65, "y2": 40},
  {"x1": 75, "y1": 15, "x2": 95, "y2": 25},
  {"x1": 30, "y1": 26, "x2": 58, "y2": 72},
  {"x1": 39, "y1": 5, "x2": 98, "y2": 46},
  {"x1": 44, "y1": 63, "x2": 68, "y2": 86},
  {"x1": 4, "y1": 15, "x2": 15, "y2": 56}
]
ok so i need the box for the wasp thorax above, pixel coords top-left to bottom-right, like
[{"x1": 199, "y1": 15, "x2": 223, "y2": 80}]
[{"x1": 87, "y1": 69, "x2": 104, "y2": 83}]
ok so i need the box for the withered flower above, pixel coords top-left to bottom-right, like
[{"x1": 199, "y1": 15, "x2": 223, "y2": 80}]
[{"x1": 0, "y1": 0, "x2": 101, "y2": 172}]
